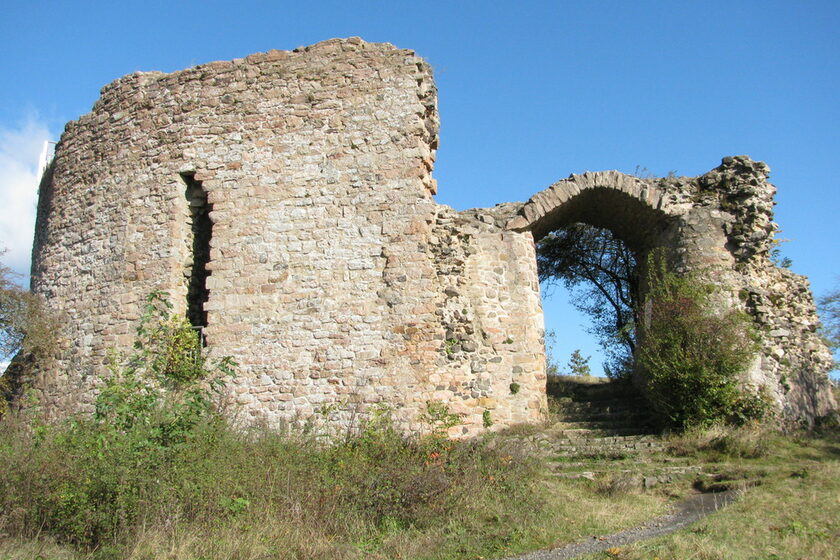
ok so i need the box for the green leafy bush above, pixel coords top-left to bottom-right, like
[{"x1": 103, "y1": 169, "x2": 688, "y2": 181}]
[
  {"x1": 636, "y1": 262, "x2": 758, "y2": 430},
  {"x1": 93, "y1": 291, "x2": 235, "y2": 446},
  {"x1": 1, "y1": 256, "x2": 57, "y2": 413},
  {"x1": 0, "y1": 292, "x2": 237, "y2": 547}
]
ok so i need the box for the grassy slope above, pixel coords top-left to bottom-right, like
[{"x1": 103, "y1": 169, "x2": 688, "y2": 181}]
[
  {"x1": 0, "y1": 411, "x2": 670, "y2": 560},
  {"x1": 0, "y1": 413, "x2": 837, "y2": 560},
  {"x1": 581, "y1": 433, "x2": 840, "y2": 560}
]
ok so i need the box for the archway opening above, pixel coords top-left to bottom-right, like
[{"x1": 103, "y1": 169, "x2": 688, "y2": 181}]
[
  {"x1": 528, "y1": 186, "x2": 672, "y2": 430},
  {"x1": 538, "y1": 223, "x2": 637, "y2": 379}
]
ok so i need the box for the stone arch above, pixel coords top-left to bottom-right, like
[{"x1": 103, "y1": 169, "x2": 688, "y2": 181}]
[
  {"x1": 506, "y1": 170, "x2": 675, "y2": 251},
  {"x1": 506, "y1": 170, "x2": 683, "y2": 390}
]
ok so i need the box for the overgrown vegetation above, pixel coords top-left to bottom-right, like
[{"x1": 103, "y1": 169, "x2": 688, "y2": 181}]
[
  {"x1": 0, "y1": 407, "x2": 555, "y2": 559},
  {"x1": 636, "y1": 260, "x2": 762, "y2": 430},
  {"x1": 0, "y1": 292, "x2": 661, "y2": 559},
  {"x1": 0, "y1": 256, "x2": 56, "y2": 413}
]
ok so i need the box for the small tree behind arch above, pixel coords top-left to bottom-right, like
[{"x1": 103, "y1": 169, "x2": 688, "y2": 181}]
[{"x1": 537, "y1": 223, "x2": 639, "y2": 378}]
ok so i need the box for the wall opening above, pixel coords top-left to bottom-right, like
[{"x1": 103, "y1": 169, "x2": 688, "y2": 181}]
[
  {"x1": 524, "y1": 186, "x2": 675, "y2": 431},
  {"x1": 537, "y1": 223, "x2": 640, "y2": 379},
  {"x1": 537, "y1": 223, "x2": 657, "y2": 432},
  {"x1": 182, "y1": 173, "x2": 212, "y2": 336}
]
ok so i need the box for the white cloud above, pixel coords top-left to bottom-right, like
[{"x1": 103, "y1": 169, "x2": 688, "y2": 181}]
[{"x1": 0, "y1": 115, "x2": 52, "y2": 280}]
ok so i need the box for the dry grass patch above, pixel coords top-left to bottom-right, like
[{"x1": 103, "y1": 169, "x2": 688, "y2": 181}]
[{"x1": 582, "y1": 432, "x2": 840, "y2": 560}]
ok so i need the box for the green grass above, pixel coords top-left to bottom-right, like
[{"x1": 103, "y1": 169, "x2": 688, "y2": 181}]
[
  {"x1": 580, "y1": 430, "x2": 840, "y2": 560},
  {"x1": 0, "y1": 407, "x2": 837, "y2": 560}
]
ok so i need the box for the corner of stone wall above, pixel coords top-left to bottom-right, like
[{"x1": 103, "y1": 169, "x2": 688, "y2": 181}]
[
  {"x1": 694, "y1": 156, "x2": 836, "y2": 424},
  {"x1": 426, "y1": 203, "x2": 547, "y2": 436}
]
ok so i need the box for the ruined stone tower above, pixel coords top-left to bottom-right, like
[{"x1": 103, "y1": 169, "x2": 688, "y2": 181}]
[{"x1": 28, "y1": 38, "x2": 835, "y2": 434}]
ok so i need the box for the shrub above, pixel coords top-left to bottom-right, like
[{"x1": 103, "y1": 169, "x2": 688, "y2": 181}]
[
  {"x1": 93, "y1": 291, "x2": 235, "y2": 444},
  {"x1": 0, "y1": 292, "x2": 237, "y2": 547},
  {"x1": 1, "y1": 257, "x2": 57, "y2": 413},
  {"x1": 636, "y1": 260, "x2": 757, "y2": 430}
]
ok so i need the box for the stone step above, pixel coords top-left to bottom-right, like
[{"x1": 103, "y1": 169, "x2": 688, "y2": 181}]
[
  {"x1": 553, "y1": 410, "x2": 638, "y2": 422},
  {"x1": 526, "y1": 432, "x2": 662, "y2": 445},
  {"x1": 548, "y1": 462, "x2": 700, "y2": 474},
  {"x1": 553, "y1": 398, "x2": 634, "y2": 410},
  {"x1": 549, "y1": 465, "x2": 705, "y2": 489},
  {"x1": 548, "y1": 421, "x2": 649, "y2": 433},
  {"x1": 487, "y1": 432, "x2": 667, "y2": 461},
  {"x1": 551, "y1": 441, "x2": 665, "y2": 453},
  {"x1": 553, "y1": 403, "x2": 641, "y2": 418},
  {"x1": 547, "y1": 427, "x2": 656, "y2": 439},
  {"x1": 551, "y1": 441, "x2": 665, "y2": 457}
]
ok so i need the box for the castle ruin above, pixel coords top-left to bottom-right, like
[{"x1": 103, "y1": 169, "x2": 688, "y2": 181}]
[{"x1": 28, "y1": 38, "x2": 836, "y2": 435}]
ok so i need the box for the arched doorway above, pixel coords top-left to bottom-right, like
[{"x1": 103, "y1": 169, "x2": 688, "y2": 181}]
[{"x1": 508, "y1": 171, "x2": 678, "y2": 432}]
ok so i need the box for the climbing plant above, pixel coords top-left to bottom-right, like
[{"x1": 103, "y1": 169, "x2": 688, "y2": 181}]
[{"x1": 636, "y1": 259, "x2": 758, "y2": 429}]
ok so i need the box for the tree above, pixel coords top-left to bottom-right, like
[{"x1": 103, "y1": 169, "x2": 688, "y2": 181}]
[
  {"x1": 565, "y1": 349, "x2": 591, "y2": 377},
  {"x1": 0, "y1": 259, "x2": 53, "y2": 364},
  {"x1": 1, "y1": 256, "x2": 56, "y2": 412},
  {"x1": 537, "y1": 224, "x2": 639, "y2": 376},
  {"x1": 818, "y1": 286, "x2": 840, "y2": 371}
]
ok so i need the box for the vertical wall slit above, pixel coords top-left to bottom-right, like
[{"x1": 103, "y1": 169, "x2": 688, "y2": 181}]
[{"x1": 182, "y1": 173, "x2": 212, "y2": 336}]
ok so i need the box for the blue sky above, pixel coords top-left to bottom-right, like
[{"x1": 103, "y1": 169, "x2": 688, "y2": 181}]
[{"x1": 1, "y1": 0, "x2": 838, "y2": 373}]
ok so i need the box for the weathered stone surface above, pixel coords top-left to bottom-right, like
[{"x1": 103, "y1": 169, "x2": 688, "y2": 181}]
[
  {"x1": 26, "y1": 39, "x2": 834, "y2": 434},
  {"x1": 511, "y1": 156, "x2": 836, "y2": 425}
]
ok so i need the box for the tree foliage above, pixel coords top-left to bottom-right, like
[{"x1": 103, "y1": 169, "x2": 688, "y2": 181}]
[
  {"x1": 565, "y1": 349, "x2": 591, "y2": 377},
  {"x1": 1, "y1": 257, "x2": 56, "y2": 413},
  {"x1": 636, "y1": 261, "x2": 759, "y2": 429},
  {"x1": 0, "y1": 260, "x2": 54, "y2": 364},
  {"x1": 537, "y1": 224, "x2": 639, "y2": 375},
  {"x1": 818, "y1": 286, "x2": 840, "y2": 371}
]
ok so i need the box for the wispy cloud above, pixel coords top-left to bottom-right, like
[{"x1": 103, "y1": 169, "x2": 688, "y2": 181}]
[{"x1": 0, "y1": 114, "x2": 52, "y2": 280}]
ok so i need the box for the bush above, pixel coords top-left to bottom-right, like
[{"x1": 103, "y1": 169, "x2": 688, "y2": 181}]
[
  {"x1": 0, "y1": 292, "x2": 236, "y2": 547},
  {"x1": 1, "y1": 257, "x2": 57, "y2": 413},
  {"x1": 94, "y1": 291, "x2": 235, "y2": 444},
  {"x1": 636, "y1": 261, "x2": 758, "y2": 430}
]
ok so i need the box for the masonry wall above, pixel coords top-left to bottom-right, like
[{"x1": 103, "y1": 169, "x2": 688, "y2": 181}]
[
  {"x1": 510, "y1": 158, "x2": 836, "y2": 425},
  {"x1": 28, "y1": 38, "x2": 834, "y2": 433},
  {"x1": 30, "y1": 38, "x2": 547, "y2": 435}
]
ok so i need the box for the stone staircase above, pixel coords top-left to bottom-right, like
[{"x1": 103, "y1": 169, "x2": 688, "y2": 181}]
[
  {"x1": 490, "y1": 377, "x2": 705, "y2": 489},
  {"x1": 545, "y1": 377, "x2": 662, "y2": 459}
]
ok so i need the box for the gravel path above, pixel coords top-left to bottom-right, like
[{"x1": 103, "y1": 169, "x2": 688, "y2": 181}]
[{"x1": 503, "y1": 490, "x2": 740, "y2": 560}]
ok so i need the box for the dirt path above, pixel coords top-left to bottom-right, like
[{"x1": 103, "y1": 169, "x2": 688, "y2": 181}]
[{"x1": 503, "y1": 490, "x2": 740, "y2": 560}]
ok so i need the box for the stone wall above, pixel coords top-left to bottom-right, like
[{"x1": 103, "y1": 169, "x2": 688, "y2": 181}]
[
  {"x1": 511, "y1": 157, "x2": 836, "y2": 424},
  {"x1": 26, "y1": 38, "x2": 834, "y2": 433},
  {"x1": 29, "y1": 38, "x2": 546, "y2": 436}
]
